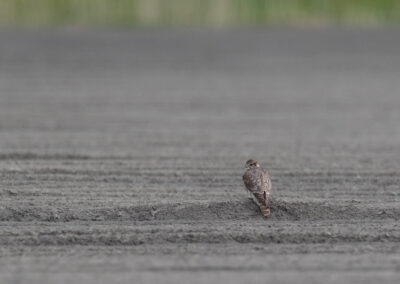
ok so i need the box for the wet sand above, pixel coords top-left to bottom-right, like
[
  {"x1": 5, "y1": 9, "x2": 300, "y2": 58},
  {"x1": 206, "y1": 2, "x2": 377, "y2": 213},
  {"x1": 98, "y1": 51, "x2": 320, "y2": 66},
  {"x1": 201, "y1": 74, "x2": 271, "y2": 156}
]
[{"x1": 1, "y1": 28, "x2": 400, "y2": 283}]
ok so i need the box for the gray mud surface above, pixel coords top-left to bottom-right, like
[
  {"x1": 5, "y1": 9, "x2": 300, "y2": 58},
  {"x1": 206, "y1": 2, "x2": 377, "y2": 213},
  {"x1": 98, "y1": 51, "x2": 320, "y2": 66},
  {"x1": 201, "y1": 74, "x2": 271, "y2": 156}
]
[{"x1": 1, "y1": 28, "x2": 400, "y2": 283}]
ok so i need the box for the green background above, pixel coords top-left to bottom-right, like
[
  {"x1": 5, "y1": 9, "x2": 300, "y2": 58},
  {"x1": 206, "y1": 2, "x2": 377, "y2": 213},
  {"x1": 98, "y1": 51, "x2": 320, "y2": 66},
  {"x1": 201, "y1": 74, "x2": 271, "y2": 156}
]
[{"x1": 0, "y1": 0, "x2": 399, "y2": 27}]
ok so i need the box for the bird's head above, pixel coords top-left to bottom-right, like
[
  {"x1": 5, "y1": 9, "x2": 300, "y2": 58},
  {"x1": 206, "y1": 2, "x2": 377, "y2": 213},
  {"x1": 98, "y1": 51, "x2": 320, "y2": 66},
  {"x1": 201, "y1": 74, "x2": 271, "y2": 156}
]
[{"x1": 245, "y1": 159, "x2": 259, "y2": 169}]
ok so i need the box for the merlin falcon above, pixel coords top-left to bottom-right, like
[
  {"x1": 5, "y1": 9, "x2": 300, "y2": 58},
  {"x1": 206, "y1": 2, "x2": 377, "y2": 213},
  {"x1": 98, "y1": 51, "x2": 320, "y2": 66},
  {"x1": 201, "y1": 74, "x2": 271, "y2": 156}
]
[{"x1": 243, "y1": 159, "x2": 271, "y2": 216}]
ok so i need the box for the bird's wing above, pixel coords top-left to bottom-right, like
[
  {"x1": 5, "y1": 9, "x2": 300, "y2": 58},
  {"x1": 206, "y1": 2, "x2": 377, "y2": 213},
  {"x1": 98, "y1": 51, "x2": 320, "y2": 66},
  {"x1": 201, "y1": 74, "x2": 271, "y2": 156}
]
[
  {"x1": 243, "y1": 169, "x2": 262, "y2": 193},
  {"x1": 261, "y1": 168, "x2": 271, "y2": 192}
]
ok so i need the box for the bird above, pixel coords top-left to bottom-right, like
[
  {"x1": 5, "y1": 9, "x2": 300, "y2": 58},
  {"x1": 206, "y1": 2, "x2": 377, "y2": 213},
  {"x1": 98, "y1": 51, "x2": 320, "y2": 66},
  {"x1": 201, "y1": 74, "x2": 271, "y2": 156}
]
[{"x1": 242, "y1": 159, "x2": 271, "y2": 217}]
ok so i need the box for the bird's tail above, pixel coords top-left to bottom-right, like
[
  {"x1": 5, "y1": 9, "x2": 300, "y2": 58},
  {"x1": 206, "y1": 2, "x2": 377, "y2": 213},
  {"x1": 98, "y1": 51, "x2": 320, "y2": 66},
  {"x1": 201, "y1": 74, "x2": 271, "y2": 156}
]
[
  {"x1": 259, "y1": 204, "x2": 270, "y2": 217},
  {"x1": 252, "y1": 192, "x2": 270, "y2": 217}
]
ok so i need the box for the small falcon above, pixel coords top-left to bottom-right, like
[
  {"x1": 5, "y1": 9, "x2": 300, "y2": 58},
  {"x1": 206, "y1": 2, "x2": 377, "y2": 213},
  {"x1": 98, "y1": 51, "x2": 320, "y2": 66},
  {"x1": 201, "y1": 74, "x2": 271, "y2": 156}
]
[{"x1": 243, "y1": 159, "x2": 271, "y2": 217}]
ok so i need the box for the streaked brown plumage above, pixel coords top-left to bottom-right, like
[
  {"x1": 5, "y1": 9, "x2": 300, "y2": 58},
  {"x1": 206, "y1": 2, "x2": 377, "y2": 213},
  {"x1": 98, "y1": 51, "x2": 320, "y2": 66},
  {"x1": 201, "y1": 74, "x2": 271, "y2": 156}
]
[{"x1": 242, "y1": 159, "x2": 271, "y2": 216}]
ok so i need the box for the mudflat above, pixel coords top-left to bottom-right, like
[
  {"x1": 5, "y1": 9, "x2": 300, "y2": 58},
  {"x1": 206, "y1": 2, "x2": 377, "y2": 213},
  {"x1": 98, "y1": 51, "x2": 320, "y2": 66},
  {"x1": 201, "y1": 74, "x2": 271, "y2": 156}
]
[{"x1": 0, "y1": 29, "x2": 400, "y2": 283}]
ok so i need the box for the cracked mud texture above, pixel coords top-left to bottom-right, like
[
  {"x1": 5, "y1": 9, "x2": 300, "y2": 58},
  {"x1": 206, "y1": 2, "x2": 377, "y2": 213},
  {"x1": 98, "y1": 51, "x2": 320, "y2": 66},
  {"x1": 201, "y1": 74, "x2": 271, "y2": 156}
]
[{"x1": 1, "y1": 28, "x2": 400, "y2": 283}]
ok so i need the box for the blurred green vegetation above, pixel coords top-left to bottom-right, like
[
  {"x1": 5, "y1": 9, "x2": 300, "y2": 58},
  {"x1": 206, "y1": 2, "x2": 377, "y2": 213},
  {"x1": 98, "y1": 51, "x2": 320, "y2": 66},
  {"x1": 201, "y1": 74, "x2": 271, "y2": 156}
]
[{"x1": 0, "y1": 0, "x2": 399, "y2": 27}]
